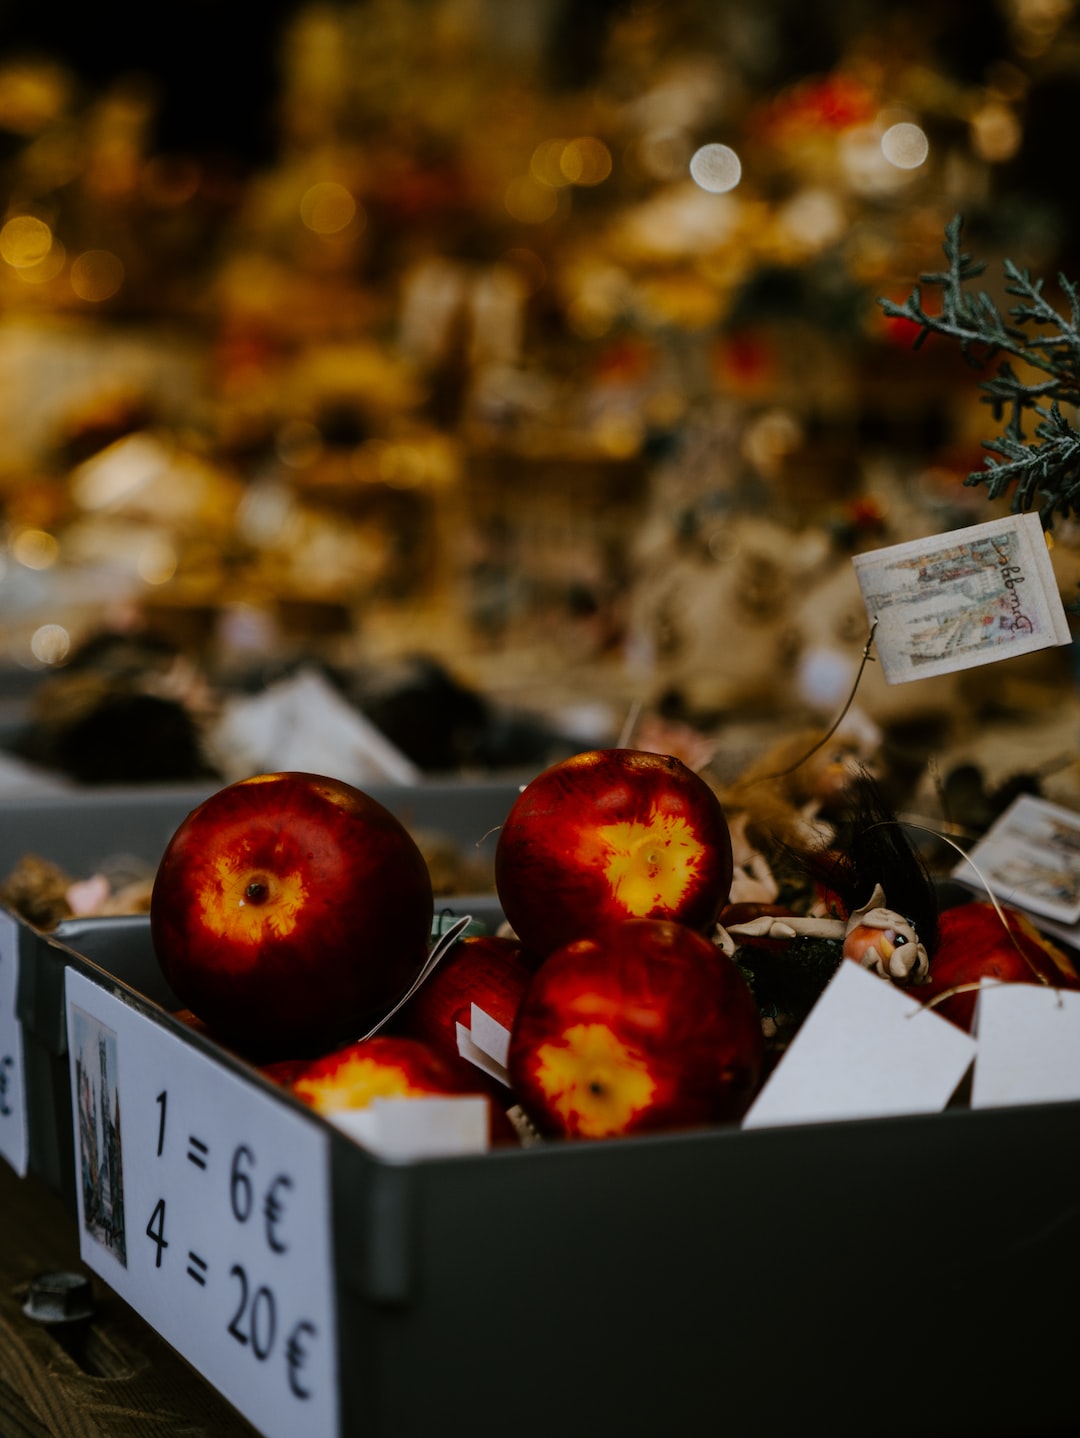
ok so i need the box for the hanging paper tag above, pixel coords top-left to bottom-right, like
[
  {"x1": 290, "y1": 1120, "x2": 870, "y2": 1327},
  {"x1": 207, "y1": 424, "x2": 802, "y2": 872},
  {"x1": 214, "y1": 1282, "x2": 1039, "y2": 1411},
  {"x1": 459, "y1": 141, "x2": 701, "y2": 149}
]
[
  {"x1": 329, "y1": 1095, "x2": 489, "y2": 1160},
  {"x1": 455, "y1": 1004, "x2": 512, "y2": 1087},
  {"x1": 0, "y1": 910, "x2": 28, "y2": 1176},
  {"x1": 358, "y1": 915, "x2": 472, "y2": 1040},
  {"x1": 971, "y1": 981, "x2": 1080, "y2": 1108},
  {"x1": 742, "y1": 961, "x2": 976, "y2": 1128},
  {"x1": 852, "y1": 513, "x2": 1071, "y2": 684},
  {"x1": 65, "y1": 968, "x2": 337, "y2": 1438}
]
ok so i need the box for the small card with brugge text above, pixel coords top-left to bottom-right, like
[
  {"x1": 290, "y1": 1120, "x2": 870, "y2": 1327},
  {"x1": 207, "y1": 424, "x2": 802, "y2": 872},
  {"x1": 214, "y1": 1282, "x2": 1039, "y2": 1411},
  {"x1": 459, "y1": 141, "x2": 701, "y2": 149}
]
[{"x1": 852, "y1": 513, "x2": 1071, "y2": 684}]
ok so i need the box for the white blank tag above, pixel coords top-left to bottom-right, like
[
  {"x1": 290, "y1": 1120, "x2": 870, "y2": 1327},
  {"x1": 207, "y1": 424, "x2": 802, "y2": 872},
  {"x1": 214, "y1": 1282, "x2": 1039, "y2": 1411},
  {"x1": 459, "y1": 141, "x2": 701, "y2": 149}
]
[
  {"x1": 329, "y1": 1095, "x2": 490, "y2": 1159},
  {"x1": 971, "y1": 981, "x2": 1080, "y2": 1108},
  {"x1": 742, "y1": 961, "x2": 976, "y2": 1129},
  {"x1": 455, "y1": 1004, "x2": 512, "y2": 1088}
]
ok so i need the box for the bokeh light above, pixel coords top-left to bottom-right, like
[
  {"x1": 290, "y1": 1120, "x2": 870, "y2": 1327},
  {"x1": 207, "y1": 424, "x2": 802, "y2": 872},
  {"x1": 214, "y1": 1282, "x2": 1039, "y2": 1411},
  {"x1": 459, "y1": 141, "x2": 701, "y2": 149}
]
[
  {"x1": 30, "y1": 623, "x2": 71, "y2": 665},
  {"x1": 299, "y1": 181, "x2": 360, "y2": 234},
  {"x1": 0, "y1": 215, "x2": 53, "y2": 268},
  {"x1": 12, "y1": 528, "x2": 60, "y2": 569},
  {"x1": 777, "y1": 189, "x2": 845, "y2": 251},
  {"x1": 880, "y1": 122, "x2": 929, "y2": 169},
  {"x1": 0, "y1": 60, "x2": 70, "y2": 135},
  {"x1": 560, "y1": 137, "x2": 612, "y2": 186},
  {"x1": 628, "y1": 128, "x2": 692, "y2": 182},
  {"x1": 70, "y1": 249, "x2": 125, "y2": 301},
  {"x1": 505, "y1": 174, "x2": 560, "y2": 223},
  {"x1": 14, "y1": 239, "x2": 66, "y2": 285},
  {"x1": 137, "y1": 535, "x2": 179, "y2": 585},
  {"x1": 970, "y1": 102, "x2": 1022, "y2": 163},
  {"x1": 689, "y1": 143, "x2": 741, "y2": 193},
  {"x1": 531, "y1": 139, "x2": 571, "y2": 188},
  {"x1": 72, "y1": 434, "x2": 170, "y2": 510},
  {"x1": 530, "y1": 137, "x2": 612, "y2": 191}
]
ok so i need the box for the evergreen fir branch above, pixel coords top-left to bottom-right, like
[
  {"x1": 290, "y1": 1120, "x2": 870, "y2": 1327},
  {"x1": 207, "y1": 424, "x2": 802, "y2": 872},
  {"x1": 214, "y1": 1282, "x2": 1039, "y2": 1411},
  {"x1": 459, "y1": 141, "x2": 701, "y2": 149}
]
[
  {"x1": 971, "y1": 402, "x2": 1080, "y2": 518},
  {"x1": 879, "y1": 219, "x2": 1025, "y2": 363},
  {"x1": 1002, "y1": 260, "x2": 1080, "y2": 364},
  {"x1": 879, "y1": 216, "x2": 1080, "y2": 525},
  {"x1": 979, "y1": 362, "x2": 1077, "y2": 442}
]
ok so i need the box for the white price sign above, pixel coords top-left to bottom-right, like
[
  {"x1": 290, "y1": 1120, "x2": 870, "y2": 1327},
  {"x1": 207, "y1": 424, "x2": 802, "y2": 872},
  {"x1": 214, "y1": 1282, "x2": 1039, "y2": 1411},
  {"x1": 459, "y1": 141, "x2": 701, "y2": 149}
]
[
  {"x1": 65, "y1": 968, "x2": 338, "y2": 1438},
  {"x1": 0, "y1": 910, "x2": 28, "y2": 1176}
]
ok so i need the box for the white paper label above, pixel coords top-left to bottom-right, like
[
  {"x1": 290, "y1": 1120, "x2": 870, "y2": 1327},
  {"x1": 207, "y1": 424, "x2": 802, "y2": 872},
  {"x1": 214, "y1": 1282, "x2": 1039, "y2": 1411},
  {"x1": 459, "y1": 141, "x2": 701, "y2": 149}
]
[
  {"x1": 330, "y1": 1095, "x2": 489, "y2": 1160},
  {"x1": 853, "y1": 512, "x2": 1071, "y2": 684},
  {"x1": 64, "y1": 969, "x2": 337, "y2": 1438},
  {"x1": 971, "y1": 981, "x2": 1080, "y2": 1108},
  {"x1": 0, "y1": 910, "x2": 28, "y2": 1176},
  {"x1": 359, "y1": 915, "x2": 472, "y2": 1040},
  {"x1": 742, "y1": 961, "x2": 976, "y2": 1129},
  {"x1": 455, "y1": 1004, "x2": 512, "y2": 1088}
]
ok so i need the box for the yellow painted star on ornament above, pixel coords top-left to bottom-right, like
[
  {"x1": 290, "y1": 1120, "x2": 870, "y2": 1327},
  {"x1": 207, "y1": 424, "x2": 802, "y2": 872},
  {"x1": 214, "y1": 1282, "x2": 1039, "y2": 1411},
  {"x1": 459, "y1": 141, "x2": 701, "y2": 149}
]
[
  {"x1": 534, "y1": 1022, "x2": 657, "y2": 1138},
  {"x1": 598, "y1": 812, "x2": 704, "y2": 914}
]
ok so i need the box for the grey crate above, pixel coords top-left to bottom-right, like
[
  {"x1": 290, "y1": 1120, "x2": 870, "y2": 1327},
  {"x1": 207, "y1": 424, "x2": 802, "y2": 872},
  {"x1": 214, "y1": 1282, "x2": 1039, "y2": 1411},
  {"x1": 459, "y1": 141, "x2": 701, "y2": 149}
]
[
  {"x1": 0, "y1": 777, "x2": 519, "y2": 885},
  {"x1": 22, "y1": 912, "x2": 1080, "y2": 1438}
]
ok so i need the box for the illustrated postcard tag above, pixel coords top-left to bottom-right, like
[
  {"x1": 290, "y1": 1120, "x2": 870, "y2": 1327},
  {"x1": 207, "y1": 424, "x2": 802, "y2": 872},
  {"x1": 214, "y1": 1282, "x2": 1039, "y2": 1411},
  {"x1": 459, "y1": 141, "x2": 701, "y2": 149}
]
[
  {"x1": 852, "y1": 513, "x2": 1071, "y2": 684},
  {"x1": 951, "y1": 792, "x2": 1080, "y2": 925}
]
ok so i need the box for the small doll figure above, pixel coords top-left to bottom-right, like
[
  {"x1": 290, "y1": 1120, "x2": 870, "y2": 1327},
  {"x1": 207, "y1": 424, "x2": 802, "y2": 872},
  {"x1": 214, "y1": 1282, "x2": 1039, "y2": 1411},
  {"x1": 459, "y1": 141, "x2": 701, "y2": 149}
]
[
  {"x1": 716, "y1": 772, "x2": 940, "y2": 1046},
  {"x1": 717, "y1": 881, "x2": 930, "y2": 985}
]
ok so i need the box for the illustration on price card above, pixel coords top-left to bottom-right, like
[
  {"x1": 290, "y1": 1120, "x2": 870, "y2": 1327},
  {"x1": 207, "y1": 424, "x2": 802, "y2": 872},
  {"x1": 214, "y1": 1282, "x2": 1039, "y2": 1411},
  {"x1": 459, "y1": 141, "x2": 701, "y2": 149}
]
[
  {"x1": 852, "y1": 512, "x2": 1071, "y2": 684},
  {"x1": 71, "y1": 1005, "x2": 128, "y2": 1265}
]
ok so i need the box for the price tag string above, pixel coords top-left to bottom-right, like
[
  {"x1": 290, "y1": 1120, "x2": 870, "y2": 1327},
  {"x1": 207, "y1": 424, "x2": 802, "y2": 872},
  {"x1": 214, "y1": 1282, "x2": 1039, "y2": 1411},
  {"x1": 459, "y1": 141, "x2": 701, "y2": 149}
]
[
  {"x1": 356, "y1": 914, "x2": 472, "y2": 1041},
  {"x1": 744, "y1": 620, "x2": 879, "y2": 788}
]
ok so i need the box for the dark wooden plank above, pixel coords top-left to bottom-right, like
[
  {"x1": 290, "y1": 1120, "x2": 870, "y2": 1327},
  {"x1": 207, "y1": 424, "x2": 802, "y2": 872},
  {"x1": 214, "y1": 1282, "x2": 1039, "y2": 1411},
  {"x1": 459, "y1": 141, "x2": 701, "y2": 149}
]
[
  {"x1": 0, "y1": 1372, "x2": 54, "y2": 1438},
  {"x1": 0, "y1": 1162, "x2": 258, "y2": 1437}
]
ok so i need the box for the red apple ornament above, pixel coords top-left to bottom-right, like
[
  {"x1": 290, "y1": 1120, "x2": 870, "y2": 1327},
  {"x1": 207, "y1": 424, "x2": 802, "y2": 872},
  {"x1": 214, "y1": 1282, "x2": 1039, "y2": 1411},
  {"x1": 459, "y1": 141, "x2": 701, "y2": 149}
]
[
  {"x1": 291, "y1": 1034, "x2": 515, "y2": 1146},
  {"x1": 292, "y1": 1034, "x2": 471, "y2": 1111},
  {"x1": 495, "y1": 749, "x2": 734, "y2": 960},
  {"x1": 914, "y1": 900, "x2": 1080, "y2": 1032},
  {"x1": 388, "y1": 933, "x2": 531, "y2": 1088},
  {"x1": 150, "y1": 771, "x2": 434, "y2": 1052},
  {"x1": 508, "y1": 917, "x2": 764, "y2": 1140}
]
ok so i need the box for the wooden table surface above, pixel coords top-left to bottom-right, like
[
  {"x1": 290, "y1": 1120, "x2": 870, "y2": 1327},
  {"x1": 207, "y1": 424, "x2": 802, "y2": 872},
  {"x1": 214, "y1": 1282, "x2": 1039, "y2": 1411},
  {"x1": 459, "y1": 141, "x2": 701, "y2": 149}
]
[{"x1": 0, "y1": 1161, "x2": 256, "y2": 1437}]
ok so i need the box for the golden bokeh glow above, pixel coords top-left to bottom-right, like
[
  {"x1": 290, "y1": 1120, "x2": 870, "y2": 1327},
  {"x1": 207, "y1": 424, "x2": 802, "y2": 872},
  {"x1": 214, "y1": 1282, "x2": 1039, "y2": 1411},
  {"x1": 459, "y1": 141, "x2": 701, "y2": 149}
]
[
  {"x1": 0, "y1": 215, "x2": 53, "y2": 268},
  {"x1": 70, "y1": 249, "x2": 124, "y2": 301},
  {"x1": 530, "y1": 138, "x2": 571, "y2": 188},
  {"x1": 299, "y1": 181, "x2": 360, "y2": 234},
  {"x1": 971, "y1": 102, "x2": 1022, "y2": 163},
  {"x1": 14, "y1": 239, "x2": 66, "y2": 284},
  {"x1": 12, "y1": 528, "x2": 60, "y2": 569},
  {"x1": 138, "y1": 536, "x2": 179, "y2": 585},
  {"x1": 560, "y1": 137, "x2": 612, "y2": 186},
  {"x1": 505, "y1": 175, "x2": 560, "y2": 223}
]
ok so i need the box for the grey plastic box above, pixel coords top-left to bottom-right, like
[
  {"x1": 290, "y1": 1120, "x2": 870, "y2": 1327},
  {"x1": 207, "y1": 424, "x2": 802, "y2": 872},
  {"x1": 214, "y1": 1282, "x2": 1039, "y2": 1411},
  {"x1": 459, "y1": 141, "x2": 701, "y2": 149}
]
[
  {"x1": 20, "y1": 912, "x2": 1080, "y2": 1438},
  {"x1": 0, "y1": 777, "x2": 520, "y2": 882},
  {"x1": 7, "y1": 778, "x2": 1080, "y2": 1437},
  {"x1": 4, "y1": 778, "x2": 516, "y2": 1200}
]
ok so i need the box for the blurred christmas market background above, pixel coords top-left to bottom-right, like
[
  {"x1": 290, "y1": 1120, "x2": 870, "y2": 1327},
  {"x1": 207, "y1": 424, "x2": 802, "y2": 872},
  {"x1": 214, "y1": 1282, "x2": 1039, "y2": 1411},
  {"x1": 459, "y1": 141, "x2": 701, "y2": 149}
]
[{"x1": 3, "y1": 0, "x2": 1080, "y2": 817}]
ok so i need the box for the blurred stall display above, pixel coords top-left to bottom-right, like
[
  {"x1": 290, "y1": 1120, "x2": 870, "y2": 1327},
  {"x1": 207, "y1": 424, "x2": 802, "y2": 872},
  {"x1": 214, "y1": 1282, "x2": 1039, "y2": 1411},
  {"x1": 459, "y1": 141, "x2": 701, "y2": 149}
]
[{"x1": 2, "y1": 0, "x2": 1080, "y2": 784}]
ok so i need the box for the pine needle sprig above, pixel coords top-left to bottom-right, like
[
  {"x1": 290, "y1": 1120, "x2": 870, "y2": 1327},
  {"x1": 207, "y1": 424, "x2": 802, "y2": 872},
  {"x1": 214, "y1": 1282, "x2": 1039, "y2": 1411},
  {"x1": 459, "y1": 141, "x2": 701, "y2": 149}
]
[
  {"x1": 980, "y1": 400, "x2": 1080, "y2": 519},
  {"x1": 877, "y1": 215, "x2": 1080, "y2": 525}
]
